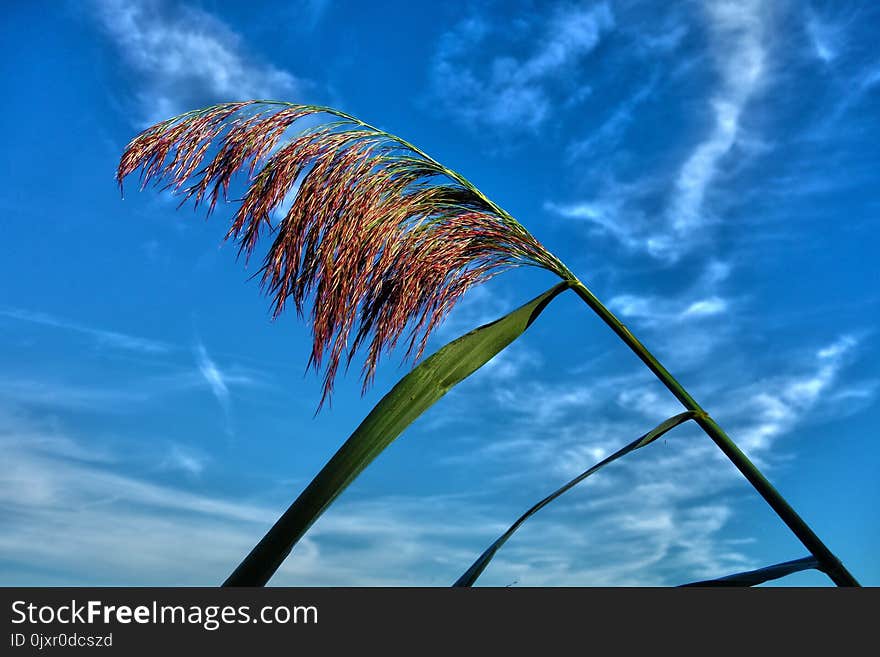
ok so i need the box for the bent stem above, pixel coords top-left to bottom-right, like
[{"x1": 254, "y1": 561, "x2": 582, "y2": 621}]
[{"x1": 566, "y1": 277, "x2": 859, "y2": 587}]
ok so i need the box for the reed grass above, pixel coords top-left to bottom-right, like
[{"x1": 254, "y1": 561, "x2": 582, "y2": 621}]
[{"x1": 117, "y1": 100, "x2": 859, "y2": 587}]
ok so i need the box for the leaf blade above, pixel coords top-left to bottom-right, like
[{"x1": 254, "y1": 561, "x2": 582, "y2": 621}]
[
  {"x1": 453, "y1": 411, "x2": 697, "y2": 587},
  {"x1": 678, "y1": 556, "x2": 821, "y2": 587},
  {"x1": 223, "y1": 280, "x2": 570, "y2": 586}
]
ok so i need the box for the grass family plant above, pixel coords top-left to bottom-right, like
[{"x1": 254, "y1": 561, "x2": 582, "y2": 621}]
[{"x1": 117, "y1": 100, "x2": 860, "y2": 587}]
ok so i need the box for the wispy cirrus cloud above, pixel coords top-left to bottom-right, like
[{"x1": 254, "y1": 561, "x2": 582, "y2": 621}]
[
  {"x1": 608, "y1": 294, "x2": 728, "y2": 326},
  {"x1": 592, "y1": 259, "x2": 736, "y2": 367},
  {"x1": 488, "y1": 332, "x2": 871, "y2": 467},
  {"x1": 0, "y1": 409, "x2": 753, "y2": 586},
  {"x1": 0, "y1": 368, "x2": 259, "y2": 414},
  {"x1": 666, "y1": 0, "x2": 769, "y2": 237},
  {"x1": 805, "y1": 9, "x2": 839, "y2": 64},
  {"x1": 0, "y1": 307, "x2": 170, "y2": 354},
  {"x1": 0, "y1": 411, "x2": 480, "y2": 585},
  {"x1": 94, "y1": 0, "x2": 310, "y2": 124},
  {"x1": 195, "y1": 341, "x2": 230, "y2": 414},
  {"x1": 802, "y1": 2, "x2": 871, "y2": 67},
  {"x1": 547, "y1": 1, "x2": 772, "y2": 261},
  {"x1": 543, "y1": 193, "x2": 654, "y2": 254},
  {"x1": 721, "y1": 335, "x2": 875, "y2": 452},
  {"x1": 0, "y1": 379, "x2": 145, "y2": 412},
  {"x1": 161, "y1": 443, "x2": 209, "y2": 477},
  {"x1": 193, "y1": 339, "x2": 261, "y2": 437},
  {"x1": 565, "y1": 74, "x2": 658, "y2": 160},
  {"x1": 429, "y1": 3, "x2": 614, "y2": 131},
  {"x1": 0, "y1": 307, "x2": 261, "y2": 423}
]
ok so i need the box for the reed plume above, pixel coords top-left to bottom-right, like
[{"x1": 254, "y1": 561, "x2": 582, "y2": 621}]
[{"x1": 117, "y1": 101, "x2": 570, "y2": 407}]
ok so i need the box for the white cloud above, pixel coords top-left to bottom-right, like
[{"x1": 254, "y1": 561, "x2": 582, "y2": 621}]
[
  {"x1": 94, "y1": 0, "x2": 309, "y2": 124},
  {"x1": 817, "y1": 335, "x2": 857, "y2": 361},
  {"x1": 543, "y1": 198, "x2": 648, "y2": 253},
  {"x1": 0, "y1": 364, "x2": 260, "y2": 415},
  {"x1": 518, "y1": 4, "x2": 614, "y2": 79},
  {"x1": 682, "y1": 297, "x2": 728, "y2": 318},
  {"x1": 564, "y1": 261, "x2": 736, "y2": 368},
  {"x1": 547, "y1": 1, "x2": 771, "y2": 261},
  {"x1": 0, "y1": 410, "x2": 749, "y2": 586},
  {"x1": 667, "y1": 0, "x2": 768, "y2": 236},
  {"x1": 494, "y1": 381, "x2": 596, "y2": 427},
  {"x1": 0, "y1": 416, "x2": 275, "y2": 585},
  {"x1": 616, "y1": 387, "x2": 682, "y2": 421},
  {"x1": 566, "y1": 74, "x2": 658, "y2": 159},
  {"x1": 609, "y1": 293, "x2": 729, "y2": 326},
  {"x1": 802, "y1": 4, "x2": 864, "y2": 67},
  {"x1": 0, "y1": 307, "x2": 170, "y2": 354},
  {"x1": 194, "y1": 340, "x2": 234, "y2": 432},
  {"x1": 701, "y1": 260, "x2": 732, "y2": 286},
  {"x1": 0, "y1": 379, "x2": 145, "y2": 412},
  {"x1": 727, "y1": 335, "x2": 868, "y2": 451},
  {"x1": 805, "y1": 10, "x2": 838, "y2": 63},
  {"x1": 430, "y1": 3, "x2": 614, "y2": 130},
  {"x1": 638, "y1": 23, "x2": 689, "y2": 55},
  {"x1": 195, "y1": 342, "x2": 228, "y2": 406},
  {"x1": 162, "y1": 443, "x2": 209, "y2": 477},
  {"x1": 0, "y1": 413, "x2": 524, "y2": 584}
]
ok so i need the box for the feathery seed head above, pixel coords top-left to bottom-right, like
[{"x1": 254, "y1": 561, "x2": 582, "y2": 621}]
[{"x1": 117, "y1": 101, "x2": 570, "y2": 408}]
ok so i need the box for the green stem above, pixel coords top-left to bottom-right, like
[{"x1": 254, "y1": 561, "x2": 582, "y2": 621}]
[{"x1": 567, "y1": 277, "x2": 859, "y2": 587}]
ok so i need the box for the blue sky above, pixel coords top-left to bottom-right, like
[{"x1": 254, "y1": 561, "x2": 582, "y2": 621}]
[{"x1": 1, "y1": 0, "x2": 877, "y2": 586}]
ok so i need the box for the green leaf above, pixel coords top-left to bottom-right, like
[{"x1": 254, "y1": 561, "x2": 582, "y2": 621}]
[
  {"x1": 453, "y1": 411, "x2": 697, "y2": 587},
  {"x1": 223, "y1": 280, "x2": 570, "y2": 586},
  {"x1": 679, "y1": 556, "x2": 821, "y2": 587}
]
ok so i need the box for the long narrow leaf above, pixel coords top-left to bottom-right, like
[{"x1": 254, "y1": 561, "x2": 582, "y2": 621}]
[
  {"x1": 453, "y1": 411, "x2": 697, "y2": 587},
  {"x1": 223, "y1": 281, "x2": 570, "y2": 586},
  {"x1": 679, "y1": 556, "x2": 821, "y2": 587}
]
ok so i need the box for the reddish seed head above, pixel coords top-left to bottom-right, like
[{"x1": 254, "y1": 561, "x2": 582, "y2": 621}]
[{"x1": 117, "y1": 101, "x2": 566, "y2": 408}]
